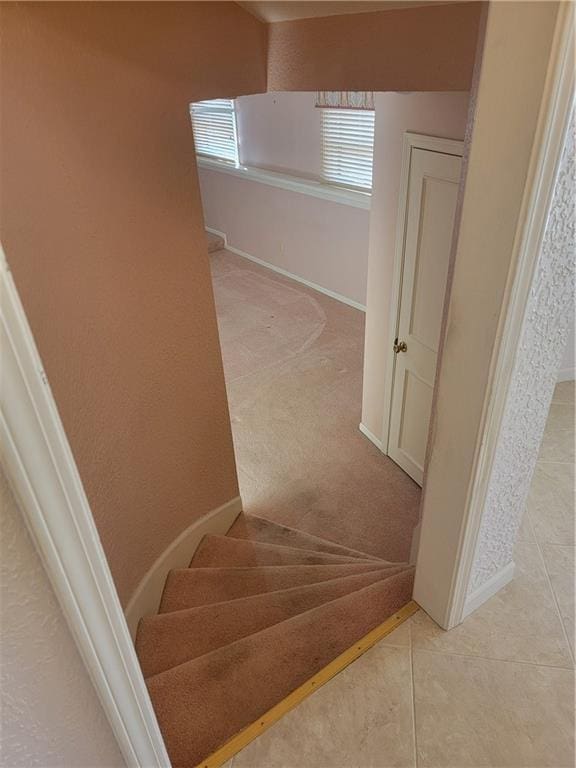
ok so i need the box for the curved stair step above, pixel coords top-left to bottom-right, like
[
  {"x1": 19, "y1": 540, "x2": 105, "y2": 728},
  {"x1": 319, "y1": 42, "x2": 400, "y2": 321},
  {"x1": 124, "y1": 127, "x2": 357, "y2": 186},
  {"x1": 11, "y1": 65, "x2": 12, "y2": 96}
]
[
  {"x1": 191, "y1": 535, "x2": 377, "y2": 568},
  {"x1": 146, "y1": 569, "x2": 415, "y2": 767},
  {"x1": 137, "y1": 568, "x2": 405, "y2": 677},
  {"x1": 227, "y1": 513, "x2": 383, "y2": 561},
  {"x1": 159, "y1": 562, "x2": 396, "y2": 613}
]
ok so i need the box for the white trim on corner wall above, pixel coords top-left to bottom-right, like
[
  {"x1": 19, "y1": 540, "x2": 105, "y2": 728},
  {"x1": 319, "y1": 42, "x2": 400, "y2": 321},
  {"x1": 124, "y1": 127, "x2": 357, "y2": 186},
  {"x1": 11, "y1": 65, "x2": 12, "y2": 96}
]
[
  {"x1": 205, "y1": 226, "x2": 228, "y2": 248},
  {"x1": 462, "y1": 561, "x2": 515, "y2": 619},
  {"x1": 223, "y1": 240, "x2": 367, "y2": 313},
  {"x1": 444, "y1": 3, "x2": 575, "y2": 629},
  {"x1": 0, "y1": 248, "x2": 171, "y2": 768},
  {"x1": 197, "y1": 156, "x2": 371, "y2": 211},
  {"x1": 125, "y1": 496, "x2": 242, "y2": 638},
  {"x1": 358, "y1": 422, "x2": 384, "y2": 451}
]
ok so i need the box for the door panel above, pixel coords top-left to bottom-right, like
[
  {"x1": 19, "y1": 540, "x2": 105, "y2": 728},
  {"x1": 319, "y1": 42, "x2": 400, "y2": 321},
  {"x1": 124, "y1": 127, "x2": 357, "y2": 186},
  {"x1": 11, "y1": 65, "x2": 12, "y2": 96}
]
[
  {"x1": 388, "y1": 147, "x2": 462, "y2": 485},
  {"x1": 398, "y1": 369, "x2": 434, "y2": 470}
]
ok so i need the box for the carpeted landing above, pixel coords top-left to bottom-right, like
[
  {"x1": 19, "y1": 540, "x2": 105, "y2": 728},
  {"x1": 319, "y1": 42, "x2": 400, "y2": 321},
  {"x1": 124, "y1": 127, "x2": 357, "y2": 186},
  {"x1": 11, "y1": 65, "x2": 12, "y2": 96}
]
[
  {"x1": 208, "y1": 242, "x2": 422, "y2": 563},
  {"x1": 137, "y1": 513, "x2": 414, "y2": 767}
]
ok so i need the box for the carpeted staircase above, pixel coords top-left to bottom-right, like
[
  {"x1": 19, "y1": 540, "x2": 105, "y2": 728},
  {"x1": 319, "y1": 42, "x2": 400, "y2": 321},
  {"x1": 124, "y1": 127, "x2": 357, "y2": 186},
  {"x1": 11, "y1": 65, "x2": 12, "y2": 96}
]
[{"x1": 135, "y1": 513, "x2": 414, "y2": 767}]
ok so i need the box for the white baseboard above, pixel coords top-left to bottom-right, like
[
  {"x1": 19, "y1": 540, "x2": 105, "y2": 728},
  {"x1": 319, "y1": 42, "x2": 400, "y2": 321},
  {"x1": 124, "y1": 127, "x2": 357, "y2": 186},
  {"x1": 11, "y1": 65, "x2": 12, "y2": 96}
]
[
  {"x1": 462, "y1": 561, "x2": 515, "y2": 620},
  {"x1": 358, "y1": 422, "x2": 384, "y2": 451},
  {"x1": 210, "y1": 231, "x2": 366, "y2": 313},
  {"x1": 124, "y1": 495, "x2": 242, "y2": 637},
  {"x1": 205, "y1": 226, "x2": 228, "y2": 248},
  {"x1": 557, "y1": 367, "x2": 575, "y2": 383}
]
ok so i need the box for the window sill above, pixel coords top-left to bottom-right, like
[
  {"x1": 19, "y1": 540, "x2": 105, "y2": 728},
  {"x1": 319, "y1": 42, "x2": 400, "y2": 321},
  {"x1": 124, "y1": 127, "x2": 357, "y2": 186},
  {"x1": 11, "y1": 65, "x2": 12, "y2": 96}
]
[{"x1": 196, "y1": 156, "x2": 371, "y2": 211}]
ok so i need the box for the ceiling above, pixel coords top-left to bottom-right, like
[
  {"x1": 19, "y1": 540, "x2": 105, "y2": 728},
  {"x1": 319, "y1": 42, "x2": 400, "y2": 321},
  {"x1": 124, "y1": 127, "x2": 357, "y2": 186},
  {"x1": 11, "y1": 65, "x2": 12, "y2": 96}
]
[{"x1": 237, "y1": 1, "x2": 457, "y2": 24}]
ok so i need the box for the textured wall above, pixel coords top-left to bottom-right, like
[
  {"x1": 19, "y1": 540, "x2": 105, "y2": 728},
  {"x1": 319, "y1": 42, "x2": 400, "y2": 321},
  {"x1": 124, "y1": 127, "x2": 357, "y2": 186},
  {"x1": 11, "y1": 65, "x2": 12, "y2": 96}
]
[
  {"x1": 267, "y1": 2, "x2": 482, "y2": 92},
  {"x1": 0, "y1": 465, "x2": 125, "y2": 767},
  {"x1": 558, "y1": 309, "x2": 575, "y2": 381},
  {"x1": 0, "y1": 2, "x2": 266, "y2": 605},
  {"x1": 470, "y1": 109, "x2": 575, "y2": 592}
]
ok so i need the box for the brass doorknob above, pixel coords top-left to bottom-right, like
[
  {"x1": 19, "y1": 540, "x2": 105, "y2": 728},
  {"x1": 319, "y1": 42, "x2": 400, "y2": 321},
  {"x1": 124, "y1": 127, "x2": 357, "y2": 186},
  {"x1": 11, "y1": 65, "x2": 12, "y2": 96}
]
[{"x1": 393, "y1": 339, "x2": 407, "y2": 353}]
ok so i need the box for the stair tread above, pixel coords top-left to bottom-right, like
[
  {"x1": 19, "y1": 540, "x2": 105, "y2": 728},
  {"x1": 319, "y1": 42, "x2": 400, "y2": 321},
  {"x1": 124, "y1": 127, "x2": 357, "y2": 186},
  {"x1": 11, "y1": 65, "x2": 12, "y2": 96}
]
[
  {"x1": 159, "y1": 562, "x2": 401, "y2": 613},
  {"x1": 146, "y1": 569, "x2": 414, "y2": 767},
  {"x1": 137, "y1": 567, "x2": 408, "y2": 677},
  {"x1": 191, "y1": 534, "x2": 379, "y2": 568},
  {"x1": 227, "y1": 513, "x2": 383, "y2": 562}
]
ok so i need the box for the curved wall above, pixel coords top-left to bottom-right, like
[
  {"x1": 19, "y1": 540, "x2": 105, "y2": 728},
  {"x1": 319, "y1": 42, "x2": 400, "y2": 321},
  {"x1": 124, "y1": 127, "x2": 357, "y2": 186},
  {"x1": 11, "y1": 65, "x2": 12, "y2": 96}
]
[{"x1": 0, "y1": 1, "x2": 267, "y2": 604}]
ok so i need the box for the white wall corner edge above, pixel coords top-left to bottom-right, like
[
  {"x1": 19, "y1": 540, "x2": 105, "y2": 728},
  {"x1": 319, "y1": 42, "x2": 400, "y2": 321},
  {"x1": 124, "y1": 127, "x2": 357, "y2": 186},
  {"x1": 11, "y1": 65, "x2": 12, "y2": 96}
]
[
  {"x1": 358, "y1": 422, "x2": 384, "y2": 451},
  {"x1": 205, "y1": 226, "x2": 228, "y2": 248},
  {"x1": 462, "y1": 561, "x2": 515, "y2": 620},
  {"x1": 124, "y1": 495, "x2": 243, "y2": 637}
]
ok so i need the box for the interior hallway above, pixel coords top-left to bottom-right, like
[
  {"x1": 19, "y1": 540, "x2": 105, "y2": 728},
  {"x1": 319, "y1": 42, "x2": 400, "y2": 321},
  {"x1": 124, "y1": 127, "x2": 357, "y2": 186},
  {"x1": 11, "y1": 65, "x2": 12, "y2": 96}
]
[
  {"x1": 225, "y1": 380, "x2": 575, "y2": 768},
  {"x1": 208, "y1": 236, "x2": 421, "y2": 563}
]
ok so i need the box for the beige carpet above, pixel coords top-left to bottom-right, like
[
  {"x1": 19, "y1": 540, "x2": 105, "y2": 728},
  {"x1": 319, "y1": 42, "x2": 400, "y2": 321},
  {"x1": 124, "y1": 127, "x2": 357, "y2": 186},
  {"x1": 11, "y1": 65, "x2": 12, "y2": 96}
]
[{"x1": 209, "y1": 246, "x2": 421, "y2": 562}]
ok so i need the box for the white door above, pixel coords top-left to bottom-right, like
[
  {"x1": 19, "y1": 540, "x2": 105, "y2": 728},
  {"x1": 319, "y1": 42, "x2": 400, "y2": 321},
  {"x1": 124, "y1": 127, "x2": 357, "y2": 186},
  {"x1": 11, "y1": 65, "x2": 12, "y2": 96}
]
[{"x1": 387, "y1": 145, "x2": 462, "y2": 485}]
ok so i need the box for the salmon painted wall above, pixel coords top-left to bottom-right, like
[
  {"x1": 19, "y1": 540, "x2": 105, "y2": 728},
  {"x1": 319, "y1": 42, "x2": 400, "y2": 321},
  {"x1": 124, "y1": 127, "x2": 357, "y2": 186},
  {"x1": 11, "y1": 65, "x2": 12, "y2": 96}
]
[
  {"x1": 0, "y1": 2, "x2": 267, "y2": 605},
  {"x1": 267, "y1": 2, "x2": 482, "y2": 92}
]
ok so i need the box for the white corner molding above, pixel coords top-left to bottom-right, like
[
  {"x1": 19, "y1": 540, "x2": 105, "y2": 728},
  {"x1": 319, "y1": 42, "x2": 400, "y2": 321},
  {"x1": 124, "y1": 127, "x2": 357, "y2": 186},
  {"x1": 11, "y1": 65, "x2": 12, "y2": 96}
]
[
  {"x1": 0, "y1": 250, "x2": 171, "y2": 767},
  {"x1": 125, "y1": 496, "x2": 242, "y2": 637},
  {"x1": 444, "y1": 3, "x2": 575, "y2": 628},
  {"x1": 205, "y1": 226, "x2": 228, "y2": 248},
  {"x1": 197, "y1": 156, "x2": 372, "y2": 210},
  {"x1": 224, "y1": 240, "x2": 367, "y2": 313},
  {"x1": 462, "y1": 561, "x2": 515, "y2": 619},
  {"x1": 358, "y1": 422, "x2": 384, "y2": 451}
]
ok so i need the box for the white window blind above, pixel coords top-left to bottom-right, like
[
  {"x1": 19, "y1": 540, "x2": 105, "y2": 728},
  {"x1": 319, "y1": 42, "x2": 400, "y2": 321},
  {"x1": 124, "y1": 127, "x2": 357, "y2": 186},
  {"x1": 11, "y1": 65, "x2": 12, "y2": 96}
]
[
  {"x1": 190, "y1": 99, "x2": 239, "y2": 165},
  {"x1": 321, "y1": 108, "x2": 375, "y2": 191}
]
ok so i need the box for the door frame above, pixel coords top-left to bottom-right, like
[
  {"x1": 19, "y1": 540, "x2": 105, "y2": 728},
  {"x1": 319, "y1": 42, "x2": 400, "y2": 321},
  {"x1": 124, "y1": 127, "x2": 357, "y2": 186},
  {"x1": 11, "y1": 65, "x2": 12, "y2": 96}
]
[
  {"x1": 413, "y1": 2, "x2": 574, "y2": 628},
  {"x1": 381, "y1": 132, "x2": 464, "y2": 465}
]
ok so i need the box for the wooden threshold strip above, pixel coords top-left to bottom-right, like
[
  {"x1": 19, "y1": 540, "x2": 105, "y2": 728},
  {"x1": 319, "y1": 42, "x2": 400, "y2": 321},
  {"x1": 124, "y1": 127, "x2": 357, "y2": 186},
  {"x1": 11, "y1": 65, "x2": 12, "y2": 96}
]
[{"x1": 195, "y1": 599, "x2": 420, "y2": 768}]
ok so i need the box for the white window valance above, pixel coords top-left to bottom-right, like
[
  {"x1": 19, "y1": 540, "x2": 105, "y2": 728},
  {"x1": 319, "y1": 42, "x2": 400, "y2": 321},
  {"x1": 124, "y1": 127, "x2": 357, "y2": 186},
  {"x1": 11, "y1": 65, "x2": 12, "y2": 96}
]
[{"x1": 315, "y1": 91, "x2": 375, "y2": 110}]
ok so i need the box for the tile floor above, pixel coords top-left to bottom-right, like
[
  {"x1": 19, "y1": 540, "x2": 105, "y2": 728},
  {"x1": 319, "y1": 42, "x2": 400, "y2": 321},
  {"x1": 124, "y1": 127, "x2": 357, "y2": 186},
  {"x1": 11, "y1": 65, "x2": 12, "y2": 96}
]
[{"x1": 229, "y1": 381, "x2": 575, "y2": 768}]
